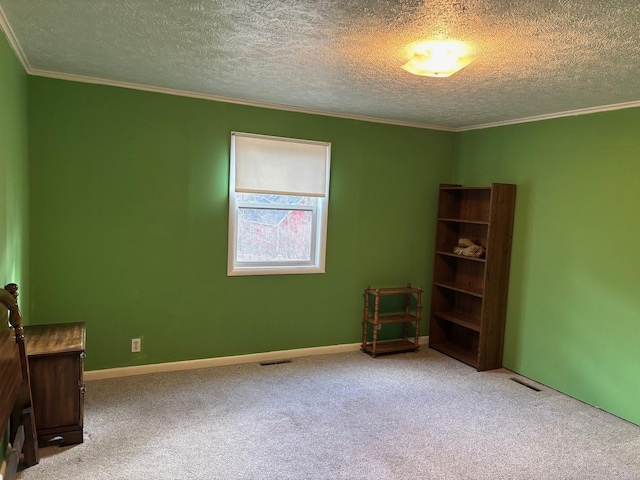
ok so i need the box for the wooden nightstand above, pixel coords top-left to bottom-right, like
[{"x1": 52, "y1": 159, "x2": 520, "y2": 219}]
[{"x1": 23, "y1": 322, "x2": 86, "y2": 446}]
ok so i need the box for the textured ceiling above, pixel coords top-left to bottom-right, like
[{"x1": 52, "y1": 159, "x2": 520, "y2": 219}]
[{"x1": 1, "y1": 0, "x2": 640, "y2": 130}]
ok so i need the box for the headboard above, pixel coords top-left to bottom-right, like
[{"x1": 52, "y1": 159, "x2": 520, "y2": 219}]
[{"x1": 0, "y1": 284, "x2": 38, "y2": 479}]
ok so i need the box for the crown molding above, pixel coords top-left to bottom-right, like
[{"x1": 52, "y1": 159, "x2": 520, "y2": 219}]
[
  {"x1": 29, "y1": 68, "x2": 455, "y2": 132},
  {"x1": 29, "y1": 68, "x2": 640, "y2": 133},
  {"x1": 455, "y1": 99, "x2": 640, "y2": 131},
  {"x1": 0, "y1": 3, "x2": 30, "y2": 70}
]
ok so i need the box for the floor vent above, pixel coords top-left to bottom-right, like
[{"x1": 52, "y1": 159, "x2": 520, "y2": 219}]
[
  {"x1": 259, "y1": 359, "x2": 292, "y2": 366},
  {"x1": 511, "y1": 377, "x2": 542, "y2": 392}
]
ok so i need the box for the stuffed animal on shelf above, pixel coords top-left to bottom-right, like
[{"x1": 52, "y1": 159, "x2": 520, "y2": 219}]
[{"x1": 453, "y1": 237, "x2": 486, "y2": 258}]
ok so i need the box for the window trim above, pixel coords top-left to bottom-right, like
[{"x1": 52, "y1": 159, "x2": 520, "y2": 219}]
[{"x1": 227, "y1": 132, "x2": 330, "y2": 276}]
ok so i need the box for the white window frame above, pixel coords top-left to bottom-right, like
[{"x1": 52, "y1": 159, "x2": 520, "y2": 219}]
[{"x1": 227, "y1": 132, "x2": 331, "y2": 276}]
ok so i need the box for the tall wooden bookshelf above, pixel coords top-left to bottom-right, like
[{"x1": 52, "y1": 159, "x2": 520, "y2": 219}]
[{"x1": 429, "y1": 183, "x2": 516, "y2": 371}]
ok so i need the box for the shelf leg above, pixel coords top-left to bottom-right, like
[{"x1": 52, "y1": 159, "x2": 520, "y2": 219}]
[
  {"x1": 372, "y1": 290, "x2": 380, "y2": 357},
  {"x1": 362, "y1": 287, "x2": 370, "y2": 352},
  {"x1": 414, "y1": 287, "x2": 423, "y2": 349},
  {"x1": 404, "y1": 286, "x2": 411, "y2": 342}
]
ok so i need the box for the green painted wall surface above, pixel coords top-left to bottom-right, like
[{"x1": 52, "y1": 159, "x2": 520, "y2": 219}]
[
  {"x1": 0, "y1": 30, "x2": 29, "y2": 469},
  {"x1": 28, "y1": 77, "x2": 454, "y2": 372},
  {"x1": 454, "y1": 109, "x2": 640, "y2": 425},
  {"x1": 0, "y1": 33, "x2": 29, "y2": 305}
]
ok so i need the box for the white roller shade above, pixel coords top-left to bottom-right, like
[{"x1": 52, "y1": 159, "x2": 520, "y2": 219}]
[{"x1": 233, "y1": 132, "x2": 330, "y2": 197}]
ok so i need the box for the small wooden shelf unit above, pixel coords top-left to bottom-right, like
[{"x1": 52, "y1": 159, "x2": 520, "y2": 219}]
[
  {"x1": 429, "y1": 183, "x2": 516, "y2": 371},
  {"x1": 361, "y1": 284, "x2": 423, "y2": 357}
]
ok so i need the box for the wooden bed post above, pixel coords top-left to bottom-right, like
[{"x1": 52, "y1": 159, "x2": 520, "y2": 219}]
[{"x1": 4, "y1": 284, "x2": 39, "y2": 467}]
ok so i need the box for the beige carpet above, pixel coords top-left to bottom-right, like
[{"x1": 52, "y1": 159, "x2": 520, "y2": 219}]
[{"x1": 17, "y1": 348, "x2": 640, "y2": 479}]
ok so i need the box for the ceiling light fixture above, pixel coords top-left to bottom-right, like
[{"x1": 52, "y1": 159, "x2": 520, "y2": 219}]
[{"x1": 402, "y1": 40, "x2": 474, "y2": 78}]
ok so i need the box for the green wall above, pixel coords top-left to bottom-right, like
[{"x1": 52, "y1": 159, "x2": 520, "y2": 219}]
[
  {"x1": 0, "y1": 33, "x2": 29, "y2": 307},
  {"x1": 454, "y1": 110, "x2": 640, "y2": 425},
  {"x1": 0, "y1": 30, "x2": 29, "y2": 470},
  {"x1": 27, "y1": 77, "x2": 455, "y2": 372}
]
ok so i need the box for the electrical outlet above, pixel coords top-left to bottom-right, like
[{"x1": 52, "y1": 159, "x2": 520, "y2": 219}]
[{"x1": 131, "y1": 338, "x2": 141, "y2": 353}]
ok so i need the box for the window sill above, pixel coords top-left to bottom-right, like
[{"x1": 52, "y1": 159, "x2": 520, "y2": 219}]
[{"x1": 227, "y1": 264, "x2": 326, "y2": 276}]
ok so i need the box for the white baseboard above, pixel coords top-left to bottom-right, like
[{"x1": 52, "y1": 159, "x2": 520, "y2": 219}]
[{"x1": 84, "y1": 336, "x2": 429, "y2": 381}]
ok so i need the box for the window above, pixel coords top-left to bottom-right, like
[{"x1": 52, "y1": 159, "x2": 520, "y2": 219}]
[{"x1": 228, "y1": 132, "x2": 331, "y2": 276}]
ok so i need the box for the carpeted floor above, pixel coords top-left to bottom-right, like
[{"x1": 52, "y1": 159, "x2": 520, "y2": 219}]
[{"x1": 17, "y1": 348, "x2": 640, "y2": 479}]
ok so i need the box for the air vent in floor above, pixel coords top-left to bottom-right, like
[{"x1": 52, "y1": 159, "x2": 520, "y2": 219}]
[
  {"x1": 259, "y1": 359, "x2": 292, "y2": 366},
  {"x1": 510, "y1": 377, "x2": 542, "y2": 392}
]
